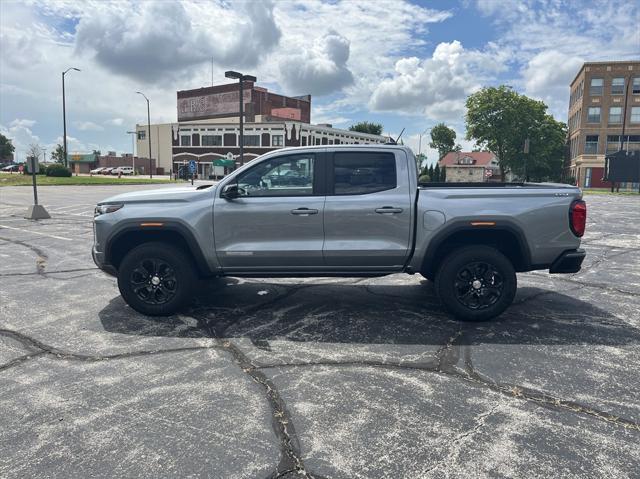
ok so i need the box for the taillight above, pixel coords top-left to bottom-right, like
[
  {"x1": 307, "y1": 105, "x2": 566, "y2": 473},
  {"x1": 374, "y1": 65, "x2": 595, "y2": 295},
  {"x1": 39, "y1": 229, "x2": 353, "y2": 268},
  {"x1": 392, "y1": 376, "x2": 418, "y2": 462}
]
[{"x1": 569, "y1": 200, "x2": 587, "y2": 237}]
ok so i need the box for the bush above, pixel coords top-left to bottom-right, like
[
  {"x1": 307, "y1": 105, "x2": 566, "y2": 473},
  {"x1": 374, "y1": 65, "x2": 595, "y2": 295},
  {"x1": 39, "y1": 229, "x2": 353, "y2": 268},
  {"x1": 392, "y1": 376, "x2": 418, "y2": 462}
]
[
  {"x1": 418, "y1": 174, "x2": 431, "y2": 184},
  {"x1": 46, "y1": 164, "x2": 72, "y2": 177}
]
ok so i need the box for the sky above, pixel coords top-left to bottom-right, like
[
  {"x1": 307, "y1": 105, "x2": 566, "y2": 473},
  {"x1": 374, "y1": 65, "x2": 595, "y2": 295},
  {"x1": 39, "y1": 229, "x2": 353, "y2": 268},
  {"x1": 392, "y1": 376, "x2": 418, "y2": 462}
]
[{"x1": 1, "y1": 0, "x2": 638, "y2": 165}]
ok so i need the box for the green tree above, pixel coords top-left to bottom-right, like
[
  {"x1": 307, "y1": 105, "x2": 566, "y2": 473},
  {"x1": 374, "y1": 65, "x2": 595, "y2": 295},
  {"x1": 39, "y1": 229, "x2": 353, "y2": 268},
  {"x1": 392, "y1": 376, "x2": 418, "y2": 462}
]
[
  {"x1": 465, "y1": 85, "x2": 564, "y2": 181},
  {"x1": 51, "y1": 144, "x2": 65, "y2": 164},
  {"x1": 348, "y1": 121, "x2": 383, "y2": 135},
  {"x1": 429, "y1": 123, "x2": 457, "y2": 160},
  {"x1": 441, "y1": 166, "x2": 447, "y2": 182},
  {"x1": 434, "y1": 163, "x2": 441, "y2": 182},
  {"x1": 0, "y1": 133, "x2": 15, "y2": 160},
  {"x1": 428, "y1": 164, "x2": 434, "y2": 182}
]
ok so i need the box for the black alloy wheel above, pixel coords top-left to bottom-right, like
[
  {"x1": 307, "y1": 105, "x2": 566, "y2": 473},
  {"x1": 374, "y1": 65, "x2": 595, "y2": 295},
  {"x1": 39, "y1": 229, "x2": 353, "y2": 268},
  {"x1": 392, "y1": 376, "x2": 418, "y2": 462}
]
[
  {"x1": 453, "y1": 261, "x2": 503, "y2": 310},
  {"x1": 117, "y1": 242, "x2": 196, "y2": 316},
  {"x1": 435, "y1": 246, "x2": 517, "y2": 321},
  {"x1": 129, "y1": 258, "x2": 178, "y2": 305}
]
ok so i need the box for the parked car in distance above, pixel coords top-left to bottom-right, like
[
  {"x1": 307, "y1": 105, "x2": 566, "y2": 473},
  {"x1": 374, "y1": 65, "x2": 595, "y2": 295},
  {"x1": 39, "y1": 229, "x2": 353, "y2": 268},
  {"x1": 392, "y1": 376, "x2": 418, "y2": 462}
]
[
  {"x1": 93, "y1": 145, "x2": 586, "y2": 321},
  {"x1": 101, "y1": 167, "x2": 115, "y2": 175},
  {"x1": 111, "y1": 166, "x2": 134, "y2": 175},
  {"x1": 1, "y1": 164, "x2": 21, "y2": 172},
  {"x1": 90, "y1": 167, "x2": 106, "y2": 174}
]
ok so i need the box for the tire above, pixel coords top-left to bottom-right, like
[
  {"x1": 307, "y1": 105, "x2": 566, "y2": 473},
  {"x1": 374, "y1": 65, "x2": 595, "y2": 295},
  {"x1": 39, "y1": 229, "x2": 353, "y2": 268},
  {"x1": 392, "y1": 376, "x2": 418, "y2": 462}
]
[
  {"x1": 117, "y1": 242, "x2": 196, "y2": 316},
  {"x1": 435, "y1": 245, "x2": 516, "y2": 322}
]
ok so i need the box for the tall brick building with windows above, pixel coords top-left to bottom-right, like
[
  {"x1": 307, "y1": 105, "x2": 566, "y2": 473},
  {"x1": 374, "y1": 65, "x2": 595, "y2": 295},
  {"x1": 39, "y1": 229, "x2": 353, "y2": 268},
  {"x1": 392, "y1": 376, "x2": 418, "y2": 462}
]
[
  {"x1": 567, "y1": 61, "x2": 640, "y2": 188},
  {"x1": 136, "y1": 82, "x2": 387, "y2": 178}
]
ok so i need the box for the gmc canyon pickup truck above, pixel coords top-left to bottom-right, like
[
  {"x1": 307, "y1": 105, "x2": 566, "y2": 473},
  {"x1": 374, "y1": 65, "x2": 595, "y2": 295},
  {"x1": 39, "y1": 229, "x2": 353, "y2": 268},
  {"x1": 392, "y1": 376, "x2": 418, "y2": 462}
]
[{"x1": 92, "y1": 145, "x2": 586, "y2": 321}]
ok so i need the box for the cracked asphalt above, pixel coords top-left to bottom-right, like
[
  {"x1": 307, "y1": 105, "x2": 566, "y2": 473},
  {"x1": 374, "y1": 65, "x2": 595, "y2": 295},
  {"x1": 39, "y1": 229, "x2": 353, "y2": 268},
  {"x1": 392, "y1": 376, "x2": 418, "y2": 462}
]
[{"x1": 1, "y1": 185, "x2": 639, "y2": 478}]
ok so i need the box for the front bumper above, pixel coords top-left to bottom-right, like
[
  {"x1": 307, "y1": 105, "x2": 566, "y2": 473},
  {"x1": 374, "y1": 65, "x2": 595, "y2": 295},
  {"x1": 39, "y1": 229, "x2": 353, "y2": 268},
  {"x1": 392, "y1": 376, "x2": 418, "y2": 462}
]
[
  {"x1": 549, "y1": 248, "x2": 586, "y2": 274},
  {"x1": 92, "y1": 246, "x2": 117, "y2": 276}
]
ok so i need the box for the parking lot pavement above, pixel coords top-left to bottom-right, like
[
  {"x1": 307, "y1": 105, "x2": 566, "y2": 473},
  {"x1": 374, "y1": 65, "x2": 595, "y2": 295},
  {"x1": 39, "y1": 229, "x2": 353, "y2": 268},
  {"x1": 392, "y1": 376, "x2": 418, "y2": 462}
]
[{"x1": 1, "y1": 185, "x2": 639, "y2": 478}]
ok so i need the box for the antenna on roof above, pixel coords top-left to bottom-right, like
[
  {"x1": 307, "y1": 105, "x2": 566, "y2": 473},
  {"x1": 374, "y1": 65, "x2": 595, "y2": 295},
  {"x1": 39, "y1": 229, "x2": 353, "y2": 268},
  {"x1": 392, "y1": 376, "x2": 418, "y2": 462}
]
[{"x1": 395, "y1": 128, "x2": 405, "y2": 144}]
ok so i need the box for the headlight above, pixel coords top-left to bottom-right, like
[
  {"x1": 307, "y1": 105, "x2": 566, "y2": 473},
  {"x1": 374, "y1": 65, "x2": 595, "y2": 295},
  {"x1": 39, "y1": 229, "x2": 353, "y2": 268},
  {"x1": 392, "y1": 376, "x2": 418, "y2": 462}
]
[{"x1": 94, "y1": 203, "x2": 124, "y2": 217}]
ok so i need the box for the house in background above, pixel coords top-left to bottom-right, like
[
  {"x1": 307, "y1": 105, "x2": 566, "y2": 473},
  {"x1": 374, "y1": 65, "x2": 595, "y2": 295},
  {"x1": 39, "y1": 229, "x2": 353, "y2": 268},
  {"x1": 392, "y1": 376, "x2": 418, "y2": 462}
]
[{"x1": 438, "y1": 151, "x2": 500, "y2": 182}]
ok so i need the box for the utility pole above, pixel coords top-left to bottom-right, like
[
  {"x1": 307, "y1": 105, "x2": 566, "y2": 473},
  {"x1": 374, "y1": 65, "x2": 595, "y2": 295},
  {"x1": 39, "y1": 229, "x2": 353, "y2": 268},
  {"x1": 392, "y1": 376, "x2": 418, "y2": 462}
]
[
  {"x1": 225, "y1": 71, "x2": 257, "y2": 166},
  {"x1": 62, "y1": 67, "x2": 80, "y2": 168},
  {"x1": 136, "y1": 92, "x2": 153, "y2": 178},
  {"x1": 126, "y1": 131, "x2": 136, "y2": 173}
]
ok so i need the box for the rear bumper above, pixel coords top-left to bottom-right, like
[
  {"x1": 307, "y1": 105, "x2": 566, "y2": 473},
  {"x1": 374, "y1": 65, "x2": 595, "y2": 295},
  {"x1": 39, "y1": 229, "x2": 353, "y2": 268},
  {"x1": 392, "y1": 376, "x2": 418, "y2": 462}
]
[
  {"x1": 549, "y1": 248, "x2": 586, "y2": 274},
  {"x1": 92, "y1": 246, "x2": 117, "y2": 277}
]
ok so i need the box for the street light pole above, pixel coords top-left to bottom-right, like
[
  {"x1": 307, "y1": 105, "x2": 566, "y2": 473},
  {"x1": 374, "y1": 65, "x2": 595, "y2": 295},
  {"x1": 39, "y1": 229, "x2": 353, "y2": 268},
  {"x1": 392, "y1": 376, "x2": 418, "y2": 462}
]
[
  {"x1": 418, "y1": 128, "x2": 430, "y2": 156},
  {"x1": 225, "y1": 71, "x2": 256, "y2": 166},
  {"x1": 126, "y1": 130, "x2": 136, "y2": 173},
  {"x1": 62, "y1": 67, "x2": 80, "y2": 168},
  {"x1": 136, "y1": 92, "x2": 152, "y2": 178}
]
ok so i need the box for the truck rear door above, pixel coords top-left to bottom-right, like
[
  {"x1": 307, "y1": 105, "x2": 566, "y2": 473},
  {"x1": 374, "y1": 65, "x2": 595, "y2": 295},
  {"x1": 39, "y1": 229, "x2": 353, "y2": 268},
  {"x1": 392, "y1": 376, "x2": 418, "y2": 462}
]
[{"x1": 322, "y1": 149, "x2": 412, "y2": 268}]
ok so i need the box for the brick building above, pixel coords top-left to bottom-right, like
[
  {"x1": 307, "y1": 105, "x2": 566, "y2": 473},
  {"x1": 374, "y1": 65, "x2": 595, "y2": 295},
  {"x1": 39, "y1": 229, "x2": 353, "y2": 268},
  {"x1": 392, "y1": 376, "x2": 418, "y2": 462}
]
[
  {"x1": 438, "y1": 151, "x2": 501, "y2": 182},
  {"x1": 567, "y1": 61, "x2": 640, "y2": 188},
  {"x1": 136, "y1": 82, "x2": 387, "y2": 178}
]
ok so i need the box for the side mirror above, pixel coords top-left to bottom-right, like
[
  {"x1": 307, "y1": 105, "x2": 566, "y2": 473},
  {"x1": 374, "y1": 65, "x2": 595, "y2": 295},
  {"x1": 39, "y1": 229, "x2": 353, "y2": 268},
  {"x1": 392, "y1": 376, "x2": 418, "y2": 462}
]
[{"x1": 220, "y1": 183, "x2": 240, "y2": 200}]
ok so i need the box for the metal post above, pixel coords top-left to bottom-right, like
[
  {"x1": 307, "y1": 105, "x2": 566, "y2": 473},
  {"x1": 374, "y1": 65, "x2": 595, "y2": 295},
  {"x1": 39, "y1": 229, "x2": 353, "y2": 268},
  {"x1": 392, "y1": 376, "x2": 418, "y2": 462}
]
[
  {"x1": 31, "y1": 157, "x2": 38, "y2": 205},
  {"x1": 62, "y1": 72, "x2": 67, "y2": 168},
  {"x1": 239, "y1": 76, "x2": 244, "y2": 165},
  {"x1": 146, "y1": 99, "x2": 152, "y2": 179}
]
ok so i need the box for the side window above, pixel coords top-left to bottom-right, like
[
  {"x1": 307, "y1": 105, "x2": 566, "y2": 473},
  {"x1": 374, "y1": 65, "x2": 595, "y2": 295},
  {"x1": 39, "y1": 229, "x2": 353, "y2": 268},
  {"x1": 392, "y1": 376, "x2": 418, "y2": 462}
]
[
  {"x1": 333, "y1": 152, "x2": 396, "y2": 195},
  {"x1": 235, "y1": 154, "x2": 314, "y2": 197}
]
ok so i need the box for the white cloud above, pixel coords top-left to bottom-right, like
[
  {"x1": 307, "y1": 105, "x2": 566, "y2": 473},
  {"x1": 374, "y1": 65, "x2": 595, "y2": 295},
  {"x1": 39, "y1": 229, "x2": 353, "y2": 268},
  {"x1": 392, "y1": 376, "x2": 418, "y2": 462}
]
[
  {"x1": 104, "y1": 118, "x2": 124, "y2": 126},
  {"x1": 279, "y1": 30, "x2": 354, "y2": 96},
  {"x1": 74, "y1": 121, "x2": 104, "y2": 131},
  {"x1": 369, "y1": 41, "x2": 509, "y2": 121},
  {"x1": 0, "y1": 119, "x2": 40, "y2": 161},
  {"x1": 74, "y1": 0, "x2": 281, "y2": 84}
]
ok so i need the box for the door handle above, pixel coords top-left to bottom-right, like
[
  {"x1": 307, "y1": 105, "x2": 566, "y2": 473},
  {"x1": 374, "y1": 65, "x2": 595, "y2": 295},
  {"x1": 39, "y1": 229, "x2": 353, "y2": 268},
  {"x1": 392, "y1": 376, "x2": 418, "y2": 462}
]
[
  {"x1": 375, "y1": 207, "x2": 403, "y2": 214},
  {"x1": 291, "y1": 208, "x2": 319, "y2": 216}
]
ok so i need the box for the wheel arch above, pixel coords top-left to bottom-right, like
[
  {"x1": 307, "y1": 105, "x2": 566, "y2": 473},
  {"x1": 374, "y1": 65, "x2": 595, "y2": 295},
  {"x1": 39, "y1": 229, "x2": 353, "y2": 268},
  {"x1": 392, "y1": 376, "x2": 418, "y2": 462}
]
[
  {"x1": 105, "y1": 222, "x2": 213, "y2": 277},
  {"x1": 421, "y1": 222, "x2": 531, "y2": 279}
]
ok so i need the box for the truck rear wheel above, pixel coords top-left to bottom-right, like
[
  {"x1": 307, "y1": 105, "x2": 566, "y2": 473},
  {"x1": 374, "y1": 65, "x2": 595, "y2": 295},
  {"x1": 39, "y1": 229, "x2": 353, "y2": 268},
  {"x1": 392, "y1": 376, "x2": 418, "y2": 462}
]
[
  {"x1": 117, "y1": 242, "x2": 196, "y2": 316},
  {"x1": 435, "y1": 246, "x2": 516, "y2": 321}
]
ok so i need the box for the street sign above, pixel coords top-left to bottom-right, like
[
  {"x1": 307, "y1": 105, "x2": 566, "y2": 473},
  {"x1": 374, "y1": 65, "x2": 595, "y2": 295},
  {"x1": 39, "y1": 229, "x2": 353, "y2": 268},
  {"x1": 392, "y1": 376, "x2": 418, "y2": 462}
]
[
  {"x1": 485, "y1": 169, "x2": 493, "y2": 178},
  {"x1": 18, "y1": 165, "x2": 24, "y2": 173},
  {"x1": 188, "y1": 160, "x2": 197, "y2": 174}
]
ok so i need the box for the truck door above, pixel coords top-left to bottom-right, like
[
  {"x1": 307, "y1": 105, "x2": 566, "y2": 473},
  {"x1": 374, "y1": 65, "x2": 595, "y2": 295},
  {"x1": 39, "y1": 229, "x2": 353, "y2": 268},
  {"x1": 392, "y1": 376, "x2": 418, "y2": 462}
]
[
  {"x1": 323, "y1": 150, "x2": 412, "y2": 268},
  {"x1": 214, "y1": 152, "x2": 325, "y2": 271}
]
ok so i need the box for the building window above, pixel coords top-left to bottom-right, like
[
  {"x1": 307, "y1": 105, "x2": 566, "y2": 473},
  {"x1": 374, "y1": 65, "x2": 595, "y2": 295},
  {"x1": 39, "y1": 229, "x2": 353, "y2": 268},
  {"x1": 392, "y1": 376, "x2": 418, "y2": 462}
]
[
  {"x1": 611, "y1": 77, "x2": 625, "y2": 95},
  {"x1": 633, "y1": 78, "x2": 640, "y2": 95},
  {"x1": 607, "y1": 135, "x2": 621, "y2": 152},
  {"x1": 202, "y1": 135, "x2": 222, "y2": 146},
  {"x1": 272, "y1": 135, "x2": 284, "y2": 147},
  {"x1": 590, "y1": 78, "x2": 603, "y2": 95},
  {"x1": 587, "y1": 107, "x2": 601, "y2": 123},
  {"x1": 181, "y1": 135, "x2": 191, "y2": 146},
  {"x1": 584, "y1": 135, "x2": 599, "y2": 154},
  {"x1": 137, "y1": 130, "x2": 146, "y2": 140},
  {"x1": 631, "y1": 107, "x2": 640, "y2": 123},
  {"x1": 609, "y1": 106, "x2": 623, "y2": 124},
  {"x1": 242, "y1": 135, "x2": 260, "y2": 147}
]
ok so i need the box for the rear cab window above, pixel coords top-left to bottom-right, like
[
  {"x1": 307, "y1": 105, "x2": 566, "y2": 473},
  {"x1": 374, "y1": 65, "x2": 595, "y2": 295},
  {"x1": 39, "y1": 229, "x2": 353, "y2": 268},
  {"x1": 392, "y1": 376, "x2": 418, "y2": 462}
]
[{"x1": 332, "y1": 151, "x2": 397, "y2": 195}]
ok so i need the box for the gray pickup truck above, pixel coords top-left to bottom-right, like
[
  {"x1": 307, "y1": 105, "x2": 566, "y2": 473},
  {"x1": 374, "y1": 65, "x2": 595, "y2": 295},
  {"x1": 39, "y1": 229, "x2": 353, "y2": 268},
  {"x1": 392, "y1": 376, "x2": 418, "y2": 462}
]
[{"x1": 92, "y1": 145, "x2": 586, "y2": 321}]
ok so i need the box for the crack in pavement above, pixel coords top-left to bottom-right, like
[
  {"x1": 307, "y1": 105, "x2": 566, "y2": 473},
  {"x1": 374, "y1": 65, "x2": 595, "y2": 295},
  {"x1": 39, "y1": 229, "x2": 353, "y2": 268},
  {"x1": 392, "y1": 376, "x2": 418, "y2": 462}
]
[
  {"x1": 249, "y1": 331, "x2": 640, "y2": 433},
  {"x1": 0, "y1": 267, "x2": 99, "y2": 278},
  {"x1": 421, "y1": 401, "x2": 503, "y2": 476},
  {"x1": 0, "y1": 328, "x2": 224, "y2": 372},
  {"x1": 0, "y1": 235, "x2": 48, "y2": 275},
  {"x1": 191, "y1": 312, "x2": 320, "y2": 479}
]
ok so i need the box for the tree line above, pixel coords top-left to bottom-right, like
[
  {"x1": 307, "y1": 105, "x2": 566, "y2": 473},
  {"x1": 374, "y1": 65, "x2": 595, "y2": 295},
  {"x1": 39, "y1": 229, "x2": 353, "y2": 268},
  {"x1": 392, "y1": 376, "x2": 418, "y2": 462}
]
[{"x1": 349, "y1": 85, "x2": 568, "y2": 183}]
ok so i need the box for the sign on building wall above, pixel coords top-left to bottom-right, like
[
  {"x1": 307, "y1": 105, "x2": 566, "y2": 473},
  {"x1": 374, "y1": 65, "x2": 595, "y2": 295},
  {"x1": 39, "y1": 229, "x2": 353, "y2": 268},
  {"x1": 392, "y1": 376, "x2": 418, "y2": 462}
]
[{"x1": 178, "y1": 89, "x2": 251, "y2": 121}]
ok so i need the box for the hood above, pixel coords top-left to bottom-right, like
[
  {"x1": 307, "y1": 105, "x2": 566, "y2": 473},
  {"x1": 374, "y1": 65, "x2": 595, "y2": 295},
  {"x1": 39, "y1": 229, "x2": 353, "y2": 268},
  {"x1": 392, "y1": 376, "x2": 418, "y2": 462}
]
[{"x1": 98, "y1": 184, "x2": 217, "y2": 205}]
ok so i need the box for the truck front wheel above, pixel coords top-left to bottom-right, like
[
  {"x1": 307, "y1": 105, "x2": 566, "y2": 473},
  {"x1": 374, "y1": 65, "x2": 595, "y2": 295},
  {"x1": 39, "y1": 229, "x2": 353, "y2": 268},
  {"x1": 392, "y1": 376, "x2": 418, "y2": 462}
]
[
  {"x1": 117, "y1": 242, "x2": 196, "y2": 316},
  {"x1": 435, "y1": 246, "x2": 516, "y2": 321}
]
